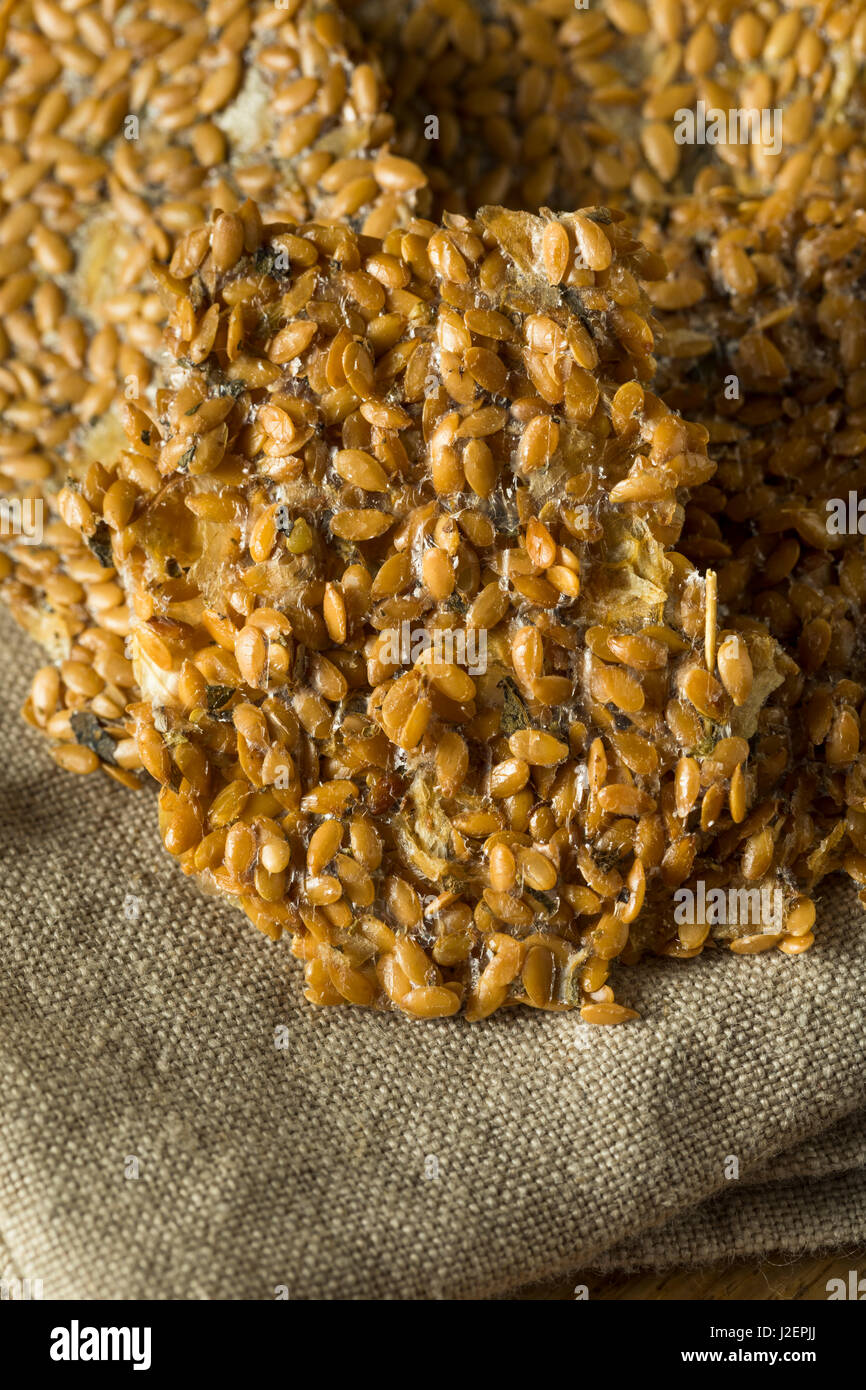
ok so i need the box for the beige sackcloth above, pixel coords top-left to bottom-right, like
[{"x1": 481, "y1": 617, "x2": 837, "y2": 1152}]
[{"x1": 1, "y1": 608, "x2": 865, "y2": 1300}]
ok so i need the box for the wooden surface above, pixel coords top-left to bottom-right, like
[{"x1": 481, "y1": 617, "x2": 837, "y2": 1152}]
[{"x1": 511, "y1": 1253, "x2": 866, "y2": 1299}]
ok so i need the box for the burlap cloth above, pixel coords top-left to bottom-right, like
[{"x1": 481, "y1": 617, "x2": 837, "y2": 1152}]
[{"x1": 1, "y1": 610, "x2": 865, "y2": 1300}]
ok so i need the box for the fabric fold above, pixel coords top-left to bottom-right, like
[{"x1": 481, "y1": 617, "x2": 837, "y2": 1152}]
[{"x1": 592, "y1": 1167, "x2": 866, "y2": 1275}]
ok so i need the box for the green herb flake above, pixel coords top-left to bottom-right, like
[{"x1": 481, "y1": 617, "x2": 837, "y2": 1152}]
[
  {"x1": 499, "y1": 676, "x2": 530, "y2": 735},
  {"x1": 86, "y1": 520, "x2": 114, "y2": 569},
  {"x1": 70, "y1": 711, "x2": 117, "y2": 766},
  {"x1": 205, "y1": 684, "x2": 235, "y2": 714}
]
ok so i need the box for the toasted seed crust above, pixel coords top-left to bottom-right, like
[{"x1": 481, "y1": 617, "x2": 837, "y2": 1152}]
[{"x1": 77, "y1": 198, "x2": 815, "y2": 1021}]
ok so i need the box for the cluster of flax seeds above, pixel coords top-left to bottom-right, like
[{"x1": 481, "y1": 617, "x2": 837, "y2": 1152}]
[
  {"x1": 65, "y1": 202, "x2": 808, "y2": 1019},
  {"x1": 346, "y1": 0, "x2": 866, "y2": 215},
  {"x1": 644, "y1": 191, "x2": 866, "y2": 904},
  {"x1": 1, "y1": 0, "x2": 864, "y2": 1019},
  {"x1": 43, "y1": 200, "x2": 815, "y2": 1020}
]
